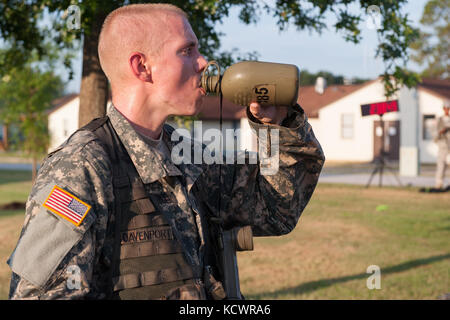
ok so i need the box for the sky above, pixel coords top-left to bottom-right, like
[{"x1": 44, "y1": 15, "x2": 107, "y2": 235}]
[{"x1": 63, "y1": 0, "x2": 429, "y2": 93}]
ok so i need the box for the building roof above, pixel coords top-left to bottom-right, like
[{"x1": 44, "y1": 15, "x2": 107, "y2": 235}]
[
  {"x1": 47, "y1": 93, "x2": 79, "y2": 115},
  {"x1": 298, "y1": 80, "x2": 377, "y2": 118},
  {"x1": 417, "y1": 78, "x2": 450, "y2": 101},
  {"x1": 299, "y1": 77, "x2": 450, "y2": 118},
  {"x1": 201, "y1": 81, "x2": 377, "y2": 119}
]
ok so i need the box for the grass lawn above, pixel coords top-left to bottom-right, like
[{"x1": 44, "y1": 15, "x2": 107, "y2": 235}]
[
  {"x1": 0, "y1": 170, "x2": 32, "y2": 299},
  {"x1": 238, "y1": 183, "x2": 450, "y2": 299},
  {"x1": 0, "y1": 168, "x2": 449, "y2": 300}
]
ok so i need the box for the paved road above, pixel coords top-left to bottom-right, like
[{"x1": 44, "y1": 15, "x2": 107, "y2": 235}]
[
  {"x1": 319, "y1": 172, "x2": 436, "y2": 187},
  {"x1": 319, "y1": 162, "x2": 447, "y2": 188},
  {"x1": 0, "y1": 162, "x2": 446, "y2": 188},
  {"x1": 0, "y1": 163, "x2": 40, "y2": 171}
]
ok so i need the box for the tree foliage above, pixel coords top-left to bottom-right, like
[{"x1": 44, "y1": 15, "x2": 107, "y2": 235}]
[
  {"x1": 0, "y1": 0, "x2": 422, "y2": 124},
  {"x1": 299, "y1": 69, "x2": 369, "y2": 86},
  {"x1": 0, "y1": 61, "x2": 63, "y2": 180},
  {"x1": 411, "y1": 0, "x2": 449, "y2": 79}
]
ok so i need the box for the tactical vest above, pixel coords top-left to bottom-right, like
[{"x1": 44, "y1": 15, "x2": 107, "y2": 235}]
[{"x1": 80, "y1": 116, "x2": 223, "y2": 300}]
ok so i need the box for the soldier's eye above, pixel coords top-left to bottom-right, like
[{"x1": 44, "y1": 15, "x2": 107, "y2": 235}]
[{"x1": 181, "y1": 47, "x2": 192, "y2": 56}]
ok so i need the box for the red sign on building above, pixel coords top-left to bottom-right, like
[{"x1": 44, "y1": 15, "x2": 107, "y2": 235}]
[{"x1": 361, "y1": 100, "x2": 399, "y2": 116}]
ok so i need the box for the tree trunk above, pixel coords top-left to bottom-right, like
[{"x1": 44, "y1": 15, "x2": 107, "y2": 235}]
[
  {"x1": 32, "y1": 157, "x2": 37, "y2": 184},
  {"x1": 78, "y1": 12, "x2": 109, "y2": 128},
  {"x1": 2, "y1": 124, "x2": 7, "y2": 150}
]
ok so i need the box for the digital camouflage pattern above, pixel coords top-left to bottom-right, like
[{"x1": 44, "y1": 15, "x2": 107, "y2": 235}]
[{"x1": 8, "y1": 103, "x2": 325, "y2": 299}]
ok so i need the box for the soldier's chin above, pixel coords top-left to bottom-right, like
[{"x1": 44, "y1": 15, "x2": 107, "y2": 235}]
[
  {"x1": 191, "y1": 98, "x2": 204, "y2": 115},
  {"x1": 181, "y1": 102, "x2": 201, "y2": 116}
]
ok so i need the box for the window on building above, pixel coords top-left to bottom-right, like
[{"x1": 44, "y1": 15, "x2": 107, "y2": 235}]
[
  {"x1": 423, "y1": 115, "x2": 435, "y2": 140},
  {"x1": 341, "y1": 113, "x2": 354, "y2": 139}
]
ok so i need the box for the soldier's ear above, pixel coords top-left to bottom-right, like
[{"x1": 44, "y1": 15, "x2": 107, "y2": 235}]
[{"x1": 129, "y1": 52, "x2": 152, "y2": 82}]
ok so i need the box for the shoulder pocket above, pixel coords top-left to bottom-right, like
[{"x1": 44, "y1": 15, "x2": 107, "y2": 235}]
[{"x1": 9, "y1": 205, "x2": 95, "y2": 288}]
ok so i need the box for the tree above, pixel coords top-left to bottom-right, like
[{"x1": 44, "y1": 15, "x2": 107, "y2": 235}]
[
  {"x1": 300, "y1": 70, "x2": 342, "y2": 86},
  {"x1": 299, "y1": 70, "x2": 369, "y2": 86},
  {"x1": 411, "y1": 0, "x2": 449, "y2": 79},
  {"x1": 0, "y1": 0, "x2": 421, "y2": 127},
  {"x1": 0, "y1": 0, "x2": 259, "y2": 127},
  {"x1": 0, "y1": 64, "x2": 63, "y2": 181}
]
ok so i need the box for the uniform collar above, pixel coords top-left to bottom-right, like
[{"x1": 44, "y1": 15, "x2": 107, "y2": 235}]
[
  {"x1": 108, "y1": 105, "x2": 203, "y2": 189},
  {"x1": 162, "y1": 124, "x2": 206, "y2": 192}
]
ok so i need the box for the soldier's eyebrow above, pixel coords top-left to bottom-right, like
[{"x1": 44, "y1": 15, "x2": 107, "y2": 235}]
[{"x1": 179, "y1": 40, "x2": 197, "y2": 50}]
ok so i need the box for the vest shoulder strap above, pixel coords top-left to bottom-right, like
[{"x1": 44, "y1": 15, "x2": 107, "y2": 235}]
[
  {"x1": 77, "y1": 115, "x2": 125, "y2": 297},
  {"x1": 79, "y1": 116, "x2": 109, "y2": 132},
  {"x1": 79, "y1": 116, "x2": 125, "y2": 174}
]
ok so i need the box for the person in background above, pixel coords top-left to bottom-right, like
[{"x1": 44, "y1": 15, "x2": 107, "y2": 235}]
[{"x1": 434, "y1": 102, "x2": 450, "y2": 190}]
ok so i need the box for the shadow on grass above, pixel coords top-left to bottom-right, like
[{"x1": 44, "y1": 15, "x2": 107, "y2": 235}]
[{"x1": 248, "y1": 253, "x2": 450, "y2": 299}]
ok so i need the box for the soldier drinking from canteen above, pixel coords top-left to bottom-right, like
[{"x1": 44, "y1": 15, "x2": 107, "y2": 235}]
[{"x1": 7, "y1": 3, "x2": 325, "y2": 300}]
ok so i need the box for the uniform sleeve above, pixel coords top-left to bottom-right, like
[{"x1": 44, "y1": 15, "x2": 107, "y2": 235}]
[
  {"x1": 7, "y1": 133, "x2": 112, "y2": 299},
  {"x1": 198, "y1": 104, "x2": 325, "y2": 236}
]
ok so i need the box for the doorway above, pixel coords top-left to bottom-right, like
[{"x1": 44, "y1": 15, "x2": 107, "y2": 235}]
[{"x1": 373, "y1": 120, "x2": 400, "y2": 161}]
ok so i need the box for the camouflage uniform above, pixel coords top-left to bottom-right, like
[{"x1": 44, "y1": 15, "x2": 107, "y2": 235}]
[{"x1": 7, "y1": 103, "x2": 325, "y2": 299}]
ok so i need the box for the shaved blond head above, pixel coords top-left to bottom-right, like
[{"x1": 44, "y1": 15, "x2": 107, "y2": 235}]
[{"x1": 98, "y1": 4, "x2": 187, "y2": 84}]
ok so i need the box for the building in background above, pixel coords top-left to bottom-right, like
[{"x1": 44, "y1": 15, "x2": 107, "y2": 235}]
[
  {"x1": 300, "y1": 77, "x2": 450, "y2": 164},
  {"x1": 47, "y1": 93, "x2": 81, "y2": 151}
]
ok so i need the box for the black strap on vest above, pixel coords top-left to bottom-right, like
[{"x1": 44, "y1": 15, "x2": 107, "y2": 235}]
[
  {"x1": 80, "y1": 116, "x2": 203, "y2": 298},
  {"x1": 79, "y1": 116, "x2": 227, "y2": 299},
  {"x1": 79, "y1": 117, "x2": 123, "y2": 296}
]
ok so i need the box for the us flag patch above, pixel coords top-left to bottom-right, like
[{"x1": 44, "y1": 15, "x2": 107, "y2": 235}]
[{"x1": 43, "y1": 185, "x2": 91, "y2": 227}]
